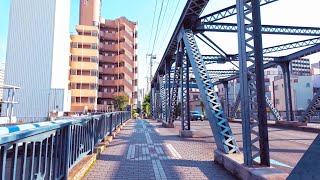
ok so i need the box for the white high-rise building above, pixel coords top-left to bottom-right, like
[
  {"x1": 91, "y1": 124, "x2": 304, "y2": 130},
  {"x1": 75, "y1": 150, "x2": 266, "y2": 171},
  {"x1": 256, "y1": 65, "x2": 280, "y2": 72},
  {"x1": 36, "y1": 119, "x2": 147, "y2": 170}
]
[{"x1": 3, "y1": 0, "x2": 71, "y2": 121}]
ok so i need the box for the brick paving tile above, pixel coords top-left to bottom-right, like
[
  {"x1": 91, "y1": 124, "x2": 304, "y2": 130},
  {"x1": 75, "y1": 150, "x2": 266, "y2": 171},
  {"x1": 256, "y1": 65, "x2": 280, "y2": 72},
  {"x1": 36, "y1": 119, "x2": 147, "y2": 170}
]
[{"x1": 83, "y1": 119, "x2": 236, "y2": 180}]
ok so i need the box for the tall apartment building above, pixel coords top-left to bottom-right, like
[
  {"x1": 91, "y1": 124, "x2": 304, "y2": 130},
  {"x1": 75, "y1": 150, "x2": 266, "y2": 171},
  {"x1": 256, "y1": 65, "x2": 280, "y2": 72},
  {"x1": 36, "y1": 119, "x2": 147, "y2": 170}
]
[
  {"x1": 70, "y1": 26, "x2": 99, "y2": 112},
  {"x1": 70, "y1": 0, "x2": 138, "y2": 113},
  {"x1": 3, "y1": 0, "x2": 71, "y2": 121}
]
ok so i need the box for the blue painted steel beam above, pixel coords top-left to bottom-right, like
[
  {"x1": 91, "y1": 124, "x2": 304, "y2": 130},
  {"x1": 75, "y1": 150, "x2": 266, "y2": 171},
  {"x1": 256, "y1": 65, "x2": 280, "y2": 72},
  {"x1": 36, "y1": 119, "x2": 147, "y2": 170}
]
[
  {"x1": 151, "y1": 0, "x2": 209, "y2": 85},
  {"x1": 183, "y1": 29, "x2": 239, "y2": 153},
  {"x1": 197, "y1": 0, "x2": 277, "y2": 23},
  {"x1": 196, "y1": 22, "x2": 320, "y2": 36}
]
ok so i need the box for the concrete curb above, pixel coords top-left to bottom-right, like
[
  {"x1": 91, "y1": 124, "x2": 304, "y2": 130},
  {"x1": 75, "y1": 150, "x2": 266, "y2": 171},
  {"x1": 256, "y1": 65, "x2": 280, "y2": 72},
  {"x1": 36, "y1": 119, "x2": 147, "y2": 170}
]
[
  {"x1": 214, "y1": 150, "x2": 288, "y2": 180},
  {"x1": 68, "y1": 119, "x2": 130, "y2": 180}
]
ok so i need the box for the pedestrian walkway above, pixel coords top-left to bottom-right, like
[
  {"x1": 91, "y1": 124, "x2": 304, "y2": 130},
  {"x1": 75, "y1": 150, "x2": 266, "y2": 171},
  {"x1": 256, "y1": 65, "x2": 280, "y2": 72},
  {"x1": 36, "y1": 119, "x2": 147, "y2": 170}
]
[{"x1": 83, "y1": 119, "x2": 236, "y2": 180}]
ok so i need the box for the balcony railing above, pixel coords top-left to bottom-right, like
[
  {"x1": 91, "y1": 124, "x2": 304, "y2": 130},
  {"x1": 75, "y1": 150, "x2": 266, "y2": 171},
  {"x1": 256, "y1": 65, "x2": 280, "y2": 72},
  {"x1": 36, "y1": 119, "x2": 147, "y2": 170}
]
[{"x1": 0, "y1": 112, "x2": 131, "y2": 179}]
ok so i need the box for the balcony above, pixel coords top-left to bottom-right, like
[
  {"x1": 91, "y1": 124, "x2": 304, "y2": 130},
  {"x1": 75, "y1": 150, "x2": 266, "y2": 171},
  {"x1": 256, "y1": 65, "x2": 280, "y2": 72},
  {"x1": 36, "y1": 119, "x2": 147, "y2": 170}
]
[
  {"x1": 69, "y1": 75, "x2": 98, "y2": 84},
  {"x1": 115, "y1": 79, "x2": 132, "y2": 90},
  {"x1": 71, "y1": 48, "x2": 98, "y2": 57},
  {"x1": 99, "y1": 79, "x2": 114, "y2": 86},
  {"x1": 71, "y1": 103, "x2": 96, "y2": 112},
  {"x1": 71, "y1": 35, "x2": 98, "y2": 44},
  {"x1": 75, "y1": 25, "x2": 99, "y2": 33},
  {"x1": 99, "y1": 55, "x2": 115, "y2": 63},
  {"x1": 100, "y1": 31, "x2": 115, "y2": 40},
  {"x1": 71, "y1": 89, "x2": 97, "y2": 97},
  {"x1": 100, "y1": 19, "x2": 116, "y2": 28},
  {"x1": 98, "y1": 92, "x2": 114, "y2": 99},
  {"x1": 99, "y1": 67, "x2": 115, "y2": 74},
  {"x1": 119, "y1": 42, "x2": 133, "y2": 53},
  {"x1": 100, "y1": 43, "x2": 115, "y2": 52},
  {"x1": 117, "y1": 66, "x2": 133, "y2": 77},
  {"x1": 115, "y1": 30, "x2": 134, "y2": 43},
  {"x1": 70, "y1": 61, "x2": 98, "y2": 70},
  {"x1": 120, "y1": 54, "x2": 134, "y2": 66}
]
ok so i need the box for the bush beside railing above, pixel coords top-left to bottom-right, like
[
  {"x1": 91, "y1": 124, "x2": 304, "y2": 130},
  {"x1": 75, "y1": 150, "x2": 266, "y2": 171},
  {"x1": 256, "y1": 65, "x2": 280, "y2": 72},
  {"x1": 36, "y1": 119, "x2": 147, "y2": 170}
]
[{"x1": 0, "y1": 111, "x2": 130, "y2": 180}]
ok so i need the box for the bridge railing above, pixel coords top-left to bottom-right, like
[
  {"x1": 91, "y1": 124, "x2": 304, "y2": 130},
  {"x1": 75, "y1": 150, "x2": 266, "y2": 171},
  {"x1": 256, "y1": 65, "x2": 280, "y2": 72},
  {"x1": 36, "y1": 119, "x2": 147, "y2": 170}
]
[{"x1": 0, "y1": 111, "x2": 130, "y2": 180}]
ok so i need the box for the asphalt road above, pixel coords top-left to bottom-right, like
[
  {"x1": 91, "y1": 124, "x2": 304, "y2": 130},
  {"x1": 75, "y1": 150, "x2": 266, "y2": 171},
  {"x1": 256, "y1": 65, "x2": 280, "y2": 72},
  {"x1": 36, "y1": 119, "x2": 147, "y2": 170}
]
[{"x1": 175, "y1": 120, "x2": 318, "y2": 174}]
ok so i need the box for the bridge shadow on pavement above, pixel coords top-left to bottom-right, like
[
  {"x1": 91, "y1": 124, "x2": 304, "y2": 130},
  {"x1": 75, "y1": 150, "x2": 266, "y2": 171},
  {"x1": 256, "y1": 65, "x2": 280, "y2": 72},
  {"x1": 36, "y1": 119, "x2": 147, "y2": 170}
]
[{"x1": 83, "y1": 119, "x2": 237, "y2": 180}]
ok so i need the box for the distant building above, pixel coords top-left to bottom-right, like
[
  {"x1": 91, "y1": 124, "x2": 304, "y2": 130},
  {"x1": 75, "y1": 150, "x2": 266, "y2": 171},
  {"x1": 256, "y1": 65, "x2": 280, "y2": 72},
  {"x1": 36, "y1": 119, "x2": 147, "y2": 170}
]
[
  {"x1": 69, "y1": 0, "x2": 138, "y2": 113},
  {"x1": 274, "y1": 75, "x2": 313, "y2": 111},
  {"x1": 310, "y1": 61, "x2": 320, "y2": 93},
  {"x1": 189, "y1": 88, "x2": 203, "y2": 114},
  {"x1": 216, "y1": 58, "x2": 311, "y2": 114},
  {"x1": 3, "y1": 0, "x2": 71, "y2": 121}
]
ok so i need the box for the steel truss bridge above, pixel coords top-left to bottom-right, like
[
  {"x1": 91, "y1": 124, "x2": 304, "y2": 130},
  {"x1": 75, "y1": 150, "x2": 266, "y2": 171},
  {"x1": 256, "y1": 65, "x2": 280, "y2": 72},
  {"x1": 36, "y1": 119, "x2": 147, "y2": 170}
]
[{"x1": 150, "y1": 0, "x2": 320, "y2": 177}]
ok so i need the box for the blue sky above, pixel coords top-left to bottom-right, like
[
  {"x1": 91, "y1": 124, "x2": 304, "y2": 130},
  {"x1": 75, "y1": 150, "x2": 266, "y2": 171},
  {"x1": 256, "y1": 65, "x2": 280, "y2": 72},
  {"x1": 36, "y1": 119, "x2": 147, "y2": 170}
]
[
  {"x1": 1, "y1": 0, "x2": 320, "y2": 89},
  {"x1": 0, "y1": 0, "x2": 187, "y2": 89}
]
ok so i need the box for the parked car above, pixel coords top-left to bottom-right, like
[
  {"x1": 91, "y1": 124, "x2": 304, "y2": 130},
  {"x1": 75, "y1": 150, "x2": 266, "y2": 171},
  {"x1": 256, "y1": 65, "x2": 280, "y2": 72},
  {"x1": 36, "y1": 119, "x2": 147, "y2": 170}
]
[{"x1": 190, "y1": 111, "x2": 204, "y2": 121}]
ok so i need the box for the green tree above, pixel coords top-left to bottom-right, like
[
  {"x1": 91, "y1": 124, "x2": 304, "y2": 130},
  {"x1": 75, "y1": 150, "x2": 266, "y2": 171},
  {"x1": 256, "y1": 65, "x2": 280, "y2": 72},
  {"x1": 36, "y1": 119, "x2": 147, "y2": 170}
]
[
  {"x1": 142, "y1": 94, "x2": 151, "y2": 117},
  {"x1": 114, "y1": 95, "x2": 129, "y2": 111}
]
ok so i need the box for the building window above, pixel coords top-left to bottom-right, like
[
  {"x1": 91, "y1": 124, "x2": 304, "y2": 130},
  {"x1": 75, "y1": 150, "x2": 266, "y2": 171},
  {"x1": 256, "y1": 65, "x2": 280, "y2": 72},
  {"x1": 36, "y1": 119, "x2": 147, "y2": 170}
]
[
  {"x1": 72, "y1": 56, "x2": 78, "y2": 62},
  {"x1": 71, "y1": 83, "x2": 77, "y2": 89},
  {"x1": 193, "y1": 95, "x2": 199, "y2": 100},
  {"x1": 275, "y1": 99, "x2": 280, "y2": 105},
  {"x1": 90, "y1": 70, "x2": 97, "y2": 76},
  {"x1": 90, "y1": 84, "x2": 97, "y2": 90},
  {"x1": 91, "y1": 31, "x2": 97, "y2": 36},
  {"x1": 91, "y1": 44, "x2": 97, "y2": 49},
  {"x1": 83, "y1": 0, "x2": 88, "y2": 5},
  {"x1": 274, "y1": 85, "x2": 278, "y2": 90},
  {"x1": 90, "y1": 56, "x2": 97, "y2": 62},
  {"x1": 71, "y1": 69, "x2": 77, "y2": 75},
  {"x1": 89, "y1": 97, "x2": 95, "y2": 104},
  {"x1": 306, "y1": 83, "x2": 310, "y2": 87},
  {"x1": 71, "y1": 97, "x2": 76, "y2": 103},
  {"x1": 72, "y1": 42, "x2": 78, "y2": 48}
]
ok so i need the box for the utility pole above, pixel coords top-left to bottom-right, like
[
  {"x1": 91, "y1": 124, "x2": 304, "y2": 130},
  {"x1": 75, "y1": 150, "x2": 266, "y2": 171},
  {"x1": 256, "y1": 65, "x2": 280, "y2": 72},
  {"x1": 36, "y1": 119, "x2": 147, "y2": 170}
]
[{"x1": 146, "y1": 54, "x2": 156, "y2": 93}]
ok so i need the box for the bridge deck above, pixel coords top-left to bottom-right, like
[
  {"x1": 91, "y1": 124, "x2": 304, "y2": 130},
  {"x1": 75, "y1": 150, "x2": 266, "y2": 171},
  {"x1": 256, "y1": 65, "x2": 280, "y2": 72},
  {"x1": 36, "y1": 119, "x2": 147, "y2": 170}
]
[{"x1": 83, "y1": 119, "x2": 236, "y2": 180}]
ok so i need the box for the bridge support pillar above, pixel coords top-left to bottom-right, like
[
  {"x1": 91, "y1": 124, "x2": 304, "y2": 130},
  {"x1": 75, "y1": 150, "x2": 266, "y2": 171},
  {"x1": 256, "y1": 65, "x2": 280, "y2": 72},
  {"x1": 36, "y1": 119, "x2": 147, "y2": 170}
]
[
  {"x1": 223, "y1": 81, "x2": 229, "y2": 117},
  {"x1": 280, "y1": 62, "x2": 294, "y2": 121}
]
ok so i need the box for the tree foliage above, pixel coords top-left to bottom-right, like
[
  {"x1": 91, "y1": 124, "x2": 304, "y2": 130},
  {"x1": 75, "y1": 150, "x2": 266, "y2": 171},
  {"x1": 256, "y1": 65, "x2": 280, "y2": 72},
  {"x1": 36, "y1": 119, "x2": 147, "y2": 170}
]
[
  {"x1": 114, "y1": 95, "x2": 129, "y2": 111},
  {"x1": 142, "y1": 94, "x2": 151, "y2": 117}
]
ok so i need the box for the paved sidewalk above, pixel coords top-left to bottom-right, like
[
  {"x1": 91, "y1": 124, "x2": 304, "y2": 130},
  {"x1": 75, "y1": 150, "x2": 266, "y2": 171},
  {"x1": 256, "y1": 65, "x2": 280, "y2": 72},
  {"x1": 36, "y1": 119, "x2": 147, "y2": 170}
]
[{"x1": 83, "y1": 119, "x2": 236, "y2": 180}]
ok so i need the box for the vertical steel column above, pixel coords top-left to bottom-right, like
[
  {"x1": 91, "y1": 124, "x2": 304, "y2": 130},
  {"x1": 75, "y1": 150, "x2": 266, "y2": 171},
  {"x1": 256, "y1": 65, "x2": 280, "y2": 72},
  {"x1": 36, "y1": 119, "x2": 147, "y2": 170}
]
[
  {"x1": 159, "y1": 75, "x2": 166, "y2": 121},
  {"x1": 236, "y1": 0, "x2": 270, "y2": 166},
  {"x1": 169, "y1": 42, "x2": 182, "y2": 124},
  {"x1": 180, "y1": 54, "x2": 190, "y2": 130},
  {"x1": 165, "y1": 61, "x2": 171, "y2": 123},
  {"x1": 252, "y1": 0, "x2": 270, "y2": 166},
  {"x1": 236, "y1": 0, "x2": 253, "y2": 166},
  {"x1": 223, "y1": 82, "x2": 229, "y2": 117},
  {"x1": 186, "y1": 56, "x2": 191, "y2": 130},
  {"x1": 281, "y1": 62, "x2": 294, "y2": 121}
]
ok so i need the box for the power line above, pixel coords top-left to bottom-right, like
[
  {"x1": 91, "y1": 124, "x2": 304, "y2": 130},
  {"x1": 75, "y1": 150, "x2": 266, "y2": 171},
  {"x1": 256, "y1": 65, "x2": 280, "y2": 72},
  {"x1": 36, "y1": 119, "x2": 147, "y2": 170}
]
[
  {"x1": 155, "y1": 0, "x2": 181, "y2": 55},
  {"x1": 156, "y1": 0, "x2": 170, "y2": 46},
  {"x1": 147, "y1": 0, "x2": 158, "y2": 54},
  {"x1": 151, "y1": 0, "x2": 165, "y2": 55}
]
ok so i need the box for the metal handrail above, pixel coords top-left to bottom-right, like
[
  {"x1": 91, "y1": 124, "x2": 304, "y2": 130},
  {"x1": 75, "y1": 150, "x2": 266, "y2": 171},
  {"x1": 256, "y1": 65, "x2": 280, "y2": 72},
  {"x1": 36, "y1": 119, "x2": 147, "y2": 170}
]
[{"x1": 0, "y1": 111, "x2": 131, "y2": 179}]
